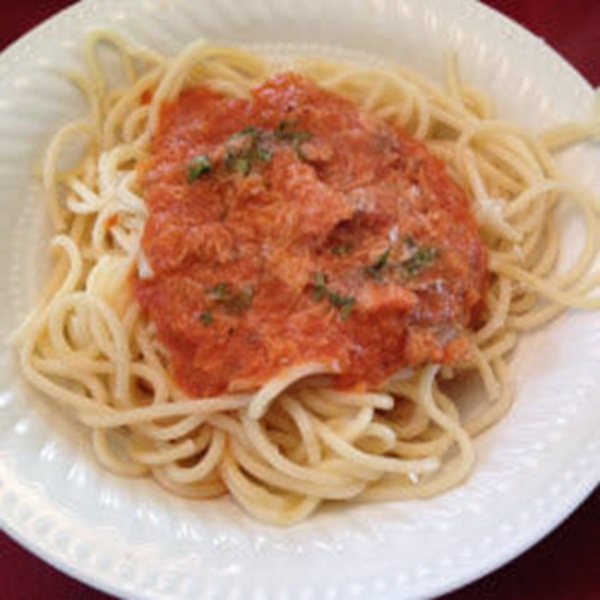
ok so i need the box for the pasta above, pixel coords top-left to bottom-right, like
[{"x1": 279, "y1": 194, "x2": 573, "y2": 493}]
[{"x1": 15, "y1": 31, "x2": 600, "y2": 525}]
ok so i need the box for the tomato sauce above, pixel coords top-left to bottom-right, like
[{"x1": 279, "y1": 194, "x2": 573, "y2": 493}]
[{"x1": 135, "y1": 73, "x2": 488, "y2": 397}]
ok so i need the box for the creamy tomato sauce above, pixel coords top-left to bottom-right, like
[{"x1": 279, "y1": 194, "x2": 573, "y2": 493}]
[{"x1": 136, "y1": 73, "x2": 488, "y2": 397}]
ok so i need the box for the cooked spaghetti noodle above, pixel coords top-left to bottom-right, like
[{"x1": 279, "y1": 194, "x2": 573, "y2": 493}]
[{"x1": 16, "y1": 31, "x2": 600, "y2": 525}]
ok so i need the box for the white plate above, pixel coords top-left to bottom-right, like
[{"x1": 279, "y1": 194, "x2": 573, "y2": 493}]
[{"x1": 1, "y1": 1, "x2": 599, "y2": 598}]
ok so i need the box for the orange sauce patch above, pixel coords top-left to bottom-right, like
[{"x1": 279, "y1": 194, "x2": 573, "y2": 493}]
[{"x1": 135, "y1": 73, "x2": 488, "y2": 397}]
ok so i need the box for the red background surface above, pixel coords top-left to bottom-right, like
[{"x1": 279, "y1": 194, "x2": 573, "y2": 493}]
[{"x1": 1, "y1": 1, "x2": 598, "y2": 598}]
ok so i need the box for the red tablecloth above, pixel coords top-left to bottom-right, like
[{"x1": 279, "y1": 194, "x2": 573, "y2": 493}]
[{"x1": 1, "y1": 2, "x2": 599, "y2": 598}]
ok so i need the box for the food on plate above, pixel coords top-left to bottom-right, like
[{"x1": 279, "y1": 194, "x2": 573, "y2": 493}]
[{"x1": 16, "y1": 32, "x2": 600, "y2": 524}]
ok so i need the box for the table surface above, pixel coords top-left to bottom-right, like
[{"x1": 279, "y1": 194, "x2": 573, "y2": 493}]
[{"x1": 1, "y1": 1, "x2": 598, "y2": 599}]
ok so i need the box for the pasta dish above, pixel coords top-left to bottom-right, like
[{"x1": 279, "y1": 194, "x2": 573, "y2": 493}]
[{"x1": 16, "y1": 32, "x2": 600, "y2": 525}]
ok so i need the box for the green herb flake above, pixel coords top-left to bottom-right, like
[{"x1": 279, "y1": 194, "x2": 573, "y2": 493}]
[
  {"x1": 187, "y1": 154, "x2": 212, "y2": 182},
  {"x1": 328, "y1": 291, "x2": 355, "y2": 308},
  {"x1": 327, "y1": 291, "x2": 356, "y2": 320},
  {"x1": 207, "y1": 282, "x2": 254, "y2": 314},
  {"x1": 366, "y1": 247, "x2": 391, "y2": 281},
  {"x1": 199, "y1": 311, "x2": 213, "y2": 326},
  {"x1": 371, "y1": 247, "x2": 391, "y2": 271},
  {"x1": 401, "y1": 247, "x2": 439, "y2": 276},
  {"x1": 224, "y1": 127, "x2": 264, "y2": 176},
  {"x1": 275, "y1": 120, "x2": 311, "y2": 144},
  {"x1": 311, "y1": 272, "x2": 356, "y2": 319}
]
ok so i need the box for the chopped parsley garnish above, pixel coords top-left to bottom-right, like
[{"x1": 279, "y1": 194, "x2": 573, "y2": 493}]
[
  {"x1": 187, "y1": 154, "x2": 212, "y2": 182},
  {"x1": 274, "y1": 120, "x2": 311, "y2": 157},
  {"x1": 193, "y1": 121, "x2": 312, "y2": 181},
  {"x1": 223, "y1": 126, "x2": 274, "y2": 176},
  {"x1": 328, "y1": 292, "x2": 356, "y2": 320},
  {"x1": 312, "y1": 272, "x2": 356, "y2": 320},
  {"x1": 366, "y1": 247, "x2": 391, "y2": 280},
  {"x1": 199, "y1": 311, "x2": 213, "y2": 326},
  {"x1": 206, "y1": 282, "x2": 255, "y2": 314},
  {"x1": 275, "y1": 120, "x2": 311, "y2": 143},
  {"x1": 399, "y1": 247, "x2": 439, "y2": 276},
  {"x1": 362, "y1": 240, "x2": 439, "y2": 281}
]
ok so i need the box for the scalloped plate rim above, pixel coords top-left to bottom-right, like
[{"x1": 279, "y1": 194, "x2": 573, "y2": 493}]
[{"x1": 0, "y1": 1, "x2": 599, "y2": 599}]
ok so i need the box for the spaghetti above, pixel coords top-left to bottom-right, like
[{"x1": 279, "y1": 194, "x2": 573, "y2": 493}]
[{"x1": 16, "y1": 31, "x2": 600, "y2": 525}]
